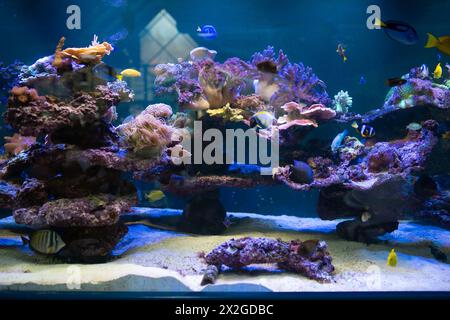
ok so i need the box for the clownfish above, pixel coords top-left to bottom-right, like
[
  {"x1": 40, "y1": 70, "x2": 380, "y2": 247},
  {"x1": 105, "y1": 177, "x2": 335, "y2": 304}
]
[{"x1": 352, "y1": 122, "x2": 375, "y2": 138}]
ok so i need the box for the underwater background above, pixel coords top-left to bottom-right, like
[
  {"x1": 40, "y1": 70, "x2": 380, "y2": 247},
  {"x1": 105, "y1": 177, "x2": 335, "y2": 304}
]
[{"x1": 0, "y1": 0, "x2": 449, "y2": 215}]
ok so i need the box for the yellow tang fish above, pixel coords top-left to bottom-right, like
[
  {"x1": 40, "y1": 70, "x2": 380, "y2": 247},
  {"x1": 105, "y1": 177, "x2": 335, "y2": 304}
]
[
  {"x1": 145, "y1": 190, "x2": 166, "y2": 203},
  {"x1": 387, "y1": 249, "x2": 398, "y2": 267},
  {"x1": 425, "y1": 33, "x2": 450, "y2": 56},
  {"x1": 117, "y1": 68, "x2": 141, "y2": 81},
  {"x1": 22, "y1": 230, "x2": 66, "y2": 255},
  {"x1": 433, "y1": 62, "x2": 442, "y2": 79}
]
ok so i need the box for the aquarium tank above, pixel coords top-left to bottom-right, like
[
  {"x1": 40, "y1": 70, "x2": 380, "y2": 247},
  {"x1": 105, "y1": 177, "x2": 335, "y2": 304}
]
[{"x1": 0, "y1": 0, "x2": 449, "y2": 301}]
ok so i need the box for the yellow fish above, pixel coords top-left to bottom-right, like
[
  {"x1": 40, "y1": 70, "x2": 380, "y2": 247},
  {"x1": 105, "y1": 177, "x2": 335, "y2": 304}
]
[
  {"x1": 442, "y1": 131, "x2": 450, "y2": 140},
  {"x1": 433, "y1": 62, "x2": 442, "y2": 79},
  {"x1": 117, "y1": 68, "x2": 141, "y2": 81},
  {"x1": 145, "y1": 190, "x2": 166, "y2": 203},
  {"x1": 425, "y1": 33, "x2": 450, "y2": 56},
  {"x1": 387, "y1": 249, "x2": 398, "y2": 267}
]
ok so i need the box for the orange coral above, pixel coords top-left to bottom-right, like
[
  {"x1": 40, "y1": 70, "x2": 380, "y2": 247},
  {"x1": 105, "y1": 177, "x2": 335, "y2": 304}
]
[
  {"x1": 52, "y1": 36, "x2": 66, "y2": 68},
  {"x1": 61, "y1": 36, "x2": 113, "y2": 64},
  {"x1": 4, "y1": 133, "x2": 36, "y2": 156},
  {"x1": 10, "y1": 86, "x2": 42, "y2": 105}
]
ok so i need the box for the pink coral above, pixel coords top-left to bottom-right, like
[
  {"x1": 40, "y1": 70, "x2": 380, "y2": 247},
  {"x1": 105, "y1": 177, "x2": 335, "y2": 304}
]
[
  {"x1": 4, "y1": 133, "x2": 36, "y2": 156},
  {"x1": 277, "y1": 102, "x2": 336, "y2": 130},
  {"x1": 118, "y1": 104, "x2": 173, "y2": 158}
]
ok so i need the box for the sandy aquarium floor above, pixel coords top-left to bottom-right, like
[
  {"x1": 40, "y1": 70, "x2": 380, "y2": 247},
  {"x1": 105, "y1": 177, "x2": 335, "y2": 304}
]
[{"x1": 0, "y1": 208, "x2": 449, "y2": 293}]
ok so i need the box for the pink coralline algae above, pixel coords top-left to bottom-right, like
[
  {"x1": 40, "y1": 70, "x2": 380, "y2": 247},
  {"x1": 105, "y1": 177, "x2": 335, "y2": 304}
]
[
  {"x1": 277, "y1": 101, "x2": 336, "y2": 130},
  {"x1": 203, "y1": 237, "x2": 335, "y2": 283}
]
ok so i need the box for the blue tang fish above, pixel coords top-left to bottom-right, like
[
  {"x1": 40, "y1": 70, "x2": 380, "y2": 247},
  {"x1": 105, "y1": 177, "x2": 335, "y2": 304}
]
[{"x1": 197, "y1": 25, "x2": 217, "y2": 40}]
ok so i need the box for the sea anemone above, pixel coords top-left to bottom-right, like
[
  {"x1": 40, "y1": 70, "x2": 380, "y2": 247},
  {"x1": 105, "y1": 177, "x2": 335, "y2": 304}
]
[{"x1": 117, "y1": 104, "x2": 173, "y2": 158}]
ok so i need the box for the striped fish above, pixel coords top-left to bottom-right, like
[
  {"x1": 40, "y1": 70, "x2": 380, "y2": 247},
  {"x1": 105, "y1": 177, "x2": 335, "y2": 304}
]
[
  {"x1": 250, "y1": 111, "x2": 275, "y2": 129},
  {"x1": 352, "y1": 122, "x2": 375, "y2": 138},
  {"x1": 22, "y1": 230, "x2": 66, "y2": 255}
]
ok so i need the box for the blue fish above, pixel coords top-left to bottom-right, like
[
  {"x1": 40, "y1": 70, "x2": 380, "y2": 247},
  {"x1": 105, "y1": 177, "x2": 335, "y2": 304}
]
[
  {"x1": 103, "y1": 0, "x2": 127, "y2": 7},
  {"x1": 290, "y1": 161, "x2": 314, "y2": 184},
  {"x1": 331, "y1": 129, "x2": 348, "y2": 154},
  {"x1": 359, "y1": 75, "x2": 366, "y2": 85},
  {"x1": 197, "y1": 25, "x2": 217, "y2": 40},
  {"x1": 107, "y1": 28, "x2": 129, "y2": 45},
  {"x1": 376, "y1": 19, "x2": 419, "y2": 45},
  {"x1": 228, "y1": 163, "x2": 261, "y2": 175}
]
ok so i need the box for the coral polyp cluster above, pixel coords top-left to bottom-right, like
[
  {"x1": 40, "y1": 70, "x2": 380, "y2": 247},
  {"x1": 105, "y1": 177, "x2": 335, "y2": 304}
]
[{"x1": 118, "y1": 104, "x2": 173, "y2": 158}]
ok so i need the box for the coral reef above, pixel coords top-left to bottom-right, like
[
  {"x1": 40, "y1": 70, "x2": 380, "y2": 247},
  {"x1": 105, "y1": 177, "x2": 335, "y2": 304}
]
[
  {"x1": 0, "y1": 34, "x2": 447, "y2": 270},
  {"x1": 203, "y1": 237, "x2": 334, "y2": 283}
]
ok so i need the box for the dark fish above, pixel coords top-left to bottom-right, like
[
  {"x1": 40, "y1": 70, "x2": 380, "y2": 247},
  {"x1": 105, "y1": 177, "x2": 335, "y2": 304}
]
[
  {"x1": 385, "y1": 77, "x2": 407, "y2": 87},
  {"x1": 256, "y1": 61, "x2": 278, "y2": 74},
  {"x1": 377, "y1": 19, "x2": 419, "y2": 45},
  {"x1": 92, "y1": 63, "x2": 118, "y2": 82},
  {"x1": 429, "y1": 244, "x2": 447, "y2": 263},
  {"x1": 289, "y1": 160, "x2": 314, "y2": 184}
]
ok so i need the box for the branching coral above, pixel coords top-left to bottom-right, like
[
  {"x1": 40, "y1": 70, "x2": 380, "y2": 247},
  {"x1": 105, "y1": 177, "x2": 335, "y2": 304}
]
[
  {"x1": 154, "y1": 46, "x2": 329, "y2": 113},
  {"x1": 118, "y1": 104, "x2": 173, "y2": 158},
  {"x1": 332, "y1": 90, "x2": 353, "y2": 114}
]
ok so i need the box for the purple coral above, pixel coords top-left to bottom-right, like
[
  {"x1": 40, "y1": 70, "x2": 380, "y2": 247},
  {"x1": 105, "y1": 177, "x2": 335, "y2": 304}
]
[{"x1": 204, "y1": 237, "x2": 334, "y2": 282}]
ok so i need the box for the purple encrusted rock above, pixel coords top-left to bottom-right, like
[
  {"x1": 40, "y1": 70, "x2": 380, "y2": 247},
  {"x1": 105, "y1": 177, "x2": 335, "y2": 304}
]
[{"x1": 204, "y1": 237, "x2": 334, "y2": 282}]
